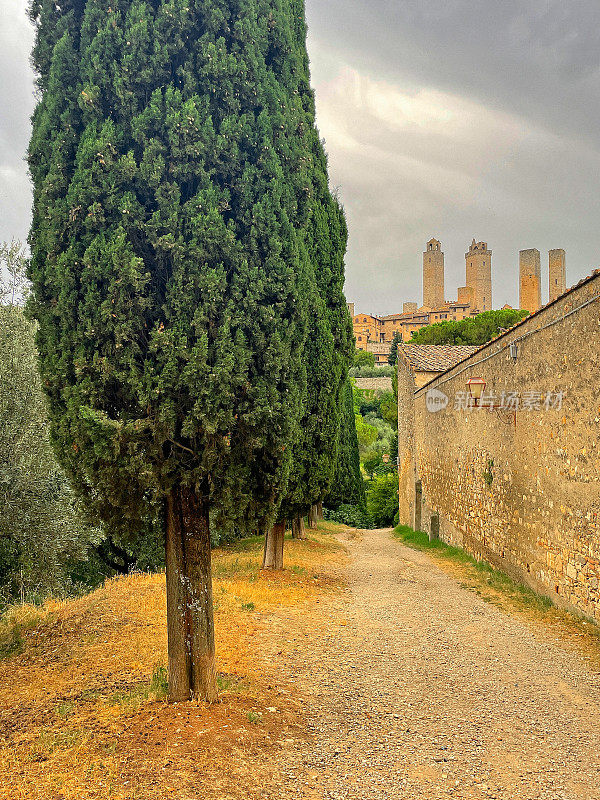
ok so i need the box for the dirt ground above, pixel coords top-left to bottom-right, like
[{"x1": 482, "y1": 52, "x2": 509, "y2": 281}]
[
  {"x1": 1, "y1": 526, "x2": 599, "y2": 800},
  {"x1": 264, "y1": 528, "x2": 600, "y2": 800}
]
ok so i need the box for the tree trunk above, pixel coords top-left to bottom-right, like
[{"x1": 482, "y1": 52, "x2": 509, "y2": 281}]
[
  {"x1": 308, "y1": 504, "x2": 318, "y2": 529},
  {"x1": 262, "y1": 521, "x2": 286, "y2": 569},
  {"x1": 291, "y1": 514, "x2": 306, "y2": 540},
  {"x1": 316, "y1": 501, "x2": 324, "y2": 520},
  {"x1": 165, "y1": 487, "x2": 218, "y2": 704}
]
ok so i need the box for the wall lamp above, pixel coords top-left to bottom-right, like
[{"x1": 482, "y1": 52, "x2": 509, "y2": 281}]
[
  {"x1": 466, "y1": 377, "x2": 486, "y2": 407},
  {"x1": 466, "y1": 377, "x2": 517, "y2": 427}
]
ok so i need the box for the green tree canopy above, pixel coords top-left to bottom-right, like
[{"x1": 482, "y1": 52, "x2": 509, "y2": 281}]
[
  {"x1": 354, "y1": 349, "x2": 376, "y2": 368},
  {"x1": 28, "y1": 0, "x2": 334, "y2": 701},
  {"x1": 324, "y1": 379, "x2": 365, "y2": 511},
  {"x1": 410, "y1": 309, "x2": 529, "y2": 346},
  {"x1": 387, "y1": 331, "x2": 403, "y2": 366}
]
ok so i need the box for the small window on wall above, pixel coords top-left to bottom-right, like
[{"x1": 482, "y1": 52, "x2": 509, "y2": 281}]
[{"x1": 358, "y1": 336, "x2": 362, "y2": 342}]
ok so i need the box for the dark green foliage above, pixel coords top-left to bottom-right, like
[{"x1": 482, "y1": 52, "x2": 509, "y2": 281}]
[
  {"x1": 324, "y1": 379, "x2": 365, "y2": 510},
  {"x1": 353, "y1": 349, "x2": 376, "y2": 368},
  {"x1": 387, "y1": 331, "x2": 402, "y2": 366},
  {"x1": 323, "y1": 504, "x2": 372, "y2": 529},
  {"x1": 353, "y1": 385, "x2": 381, "y2": 417},
  {"x1": 27, "y1": 0, "x2": 329, "y2": 538},
  {"x1": 410, "y1": 309, "x2": 529, "y2": 345},
  {"x1": 276, "y1": 4, "x2": 353, "y2": 520},
  {"x1": 378, "y1": 390, "x2": 398, "y2": 430},
  {"x1": 366, "y1": 472, "x2": 398, "y2": 528},
  {"x1": 362, "y1": 451, "x2": 383, "y2": 480}
]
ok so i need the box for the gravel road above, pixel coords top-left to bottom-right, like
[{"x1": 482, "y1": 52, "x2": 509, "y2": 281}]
[{"x1": 266, "y1": 529, "x2": 600, "y2": 800}]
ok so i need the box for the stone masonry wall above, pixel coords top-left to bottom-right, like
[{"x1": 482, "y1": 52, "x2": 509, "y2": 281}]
[{"x1": 399, "y1": 272, "x2": 600, "y2": 621}]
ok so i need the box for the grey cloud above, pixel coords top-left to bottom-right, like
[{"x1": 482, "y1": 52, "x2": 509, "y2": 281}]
[
  {"x1": 305, "y1": 1, "x2": 600, "y2": 313},
  {"x1": 1, "y1": 1, "x2": 599, "y2": 318},
  {"x1": 0, "y1": 3, "x2": 35, "y2": 244},
  {"x1": 306, "y1": 0, "x2": 600, "y2": 147}
]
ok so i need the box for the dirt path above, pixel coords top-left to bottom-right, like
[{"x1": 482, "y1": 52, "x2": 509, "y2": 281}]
[{"x1": 263, "y1": 529, "x2": 600, "y2": 800}]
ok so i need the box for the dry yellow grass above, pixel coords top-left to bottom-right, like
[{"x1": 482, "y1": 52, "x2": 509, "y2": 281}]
[{"x1": 0, "y1": 523, "x2": 348, "y2": 800}]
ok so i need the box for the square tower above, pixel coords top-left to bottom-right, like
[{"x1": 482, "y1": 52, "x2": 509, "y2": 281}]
[
  {"x1": 549, "y1": 249, "x2": 566, "y2": 302},
  {"x1": 423, "y1": 238, "x2": 445, "y2": 309},
  {"x1": 465, "y1": 239, "x2": 492, "y2": 312},
  {"x1": 519, "y1": 249, "x2": 541, "y2": 313}
]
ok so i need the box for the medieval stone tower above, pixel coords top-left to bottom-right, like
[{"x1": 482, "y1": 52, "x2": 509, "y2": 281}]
[
  {"x1": 549, "y1": 249, "x2": 567, "y2": 302},
  {"x1": 423, "y1": 239, "x2": 445, "y2": 309},
  {"x1": 519, "y1": 249, "x2": 542, "y2": 313},
  {"x1": 465, "y1": 240, "x2": 492, "y2": 312}
]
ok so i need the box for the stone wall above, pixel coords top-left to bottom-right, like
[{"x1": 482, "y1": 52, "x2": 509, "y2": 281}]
[{"x1": 398, "y1": 271, "x2": 600, "y2": 621}]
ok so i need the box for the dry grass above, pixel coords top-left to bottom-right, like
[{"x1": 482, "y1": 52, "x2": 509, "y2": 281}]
[{"x1": 0, "y1": 523, "x2": 349, "y2": 800}]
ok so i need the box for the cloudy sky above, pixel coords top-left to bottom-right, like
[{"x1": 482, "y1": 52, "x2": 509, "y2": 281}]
[{"x1": 2, "y1": 1, "x2": 599, "y2": 314}]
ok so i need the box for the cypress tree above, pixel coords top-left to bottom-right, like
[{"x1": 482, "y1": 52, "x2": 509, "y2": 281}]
[
  {"x1": 260, "y1": 2, "x2": 353, "y2": 564},
  {"x1": 325, "y1": 379, "x2": 366, "y2": 511},
  {"x1": 28, "y1": 0, "x2": 319, "y2": 702},
  {"x1": 388, "y1": 331, "x2": 403, "y2": 366}
]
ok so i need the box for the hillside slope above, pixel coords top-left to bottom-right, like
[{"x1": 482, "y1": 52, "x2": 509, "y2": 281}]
[{"x1": 0, "y1": 526, "x2": 347, "y2": 800}]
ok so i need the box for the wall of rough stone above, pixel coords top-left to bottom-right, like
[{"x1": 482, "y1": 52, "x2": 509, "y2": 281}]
[{"x1": 399, "y1": 271, "x2": 600, "y2": 621}]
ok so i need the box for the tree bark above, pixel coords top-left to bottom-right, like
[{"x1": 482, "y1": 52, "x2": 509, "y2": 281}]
[
  {"x1": 291, "y1": 514, "x2": 306, "y2": 540},
  {"x1": 262, "y1": 521, "x2": 286, "y2": 570},
  {"x1": 316, "y1": 501, "x2": 324, "y2": 520},
  {"x1": 308, "y1": 504, "x2": 318, "y2": 529},
  {"x1": 165, "y1": 486, "x2": 218, "y2": 704}
]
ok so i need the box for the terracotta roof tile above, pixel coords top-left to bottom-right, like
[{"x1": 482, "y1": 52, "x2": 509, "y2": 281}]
[{"x1": 399, "y1": 344, "x2": 480, "y2": 372}]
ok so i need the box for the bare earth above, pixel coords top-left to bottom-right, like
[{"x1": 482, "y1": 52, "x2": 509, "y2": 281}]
[{"x1": 261, "y1": 529, "x2": 600, "y2": 800}]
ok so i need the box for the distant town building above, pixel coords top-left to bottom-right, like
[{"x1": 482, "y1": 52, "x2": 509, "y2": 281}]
[
  {"x1": 464, "y1": 239, "x2": 492, "y2": 312},
  {"x1": 423, "y1": 239, "x2": 445, "y2": 309},
  {"x1": 549, "y1": 249, "x2": 567, "y2": 303},
  {"x1": 520, "y1": 248, "x2": 542, "y2": 314},
  {"x1": 351, "y1": 237, "x2": 568, "y2": 360}
]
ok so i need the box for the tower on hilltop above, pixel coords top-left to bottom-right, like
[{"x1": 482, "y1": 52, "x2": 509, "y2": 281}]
[
  {"x1": 423, "y1": 238, "x2": 445, "y2": 309},
  {"x1": 519, "y1": 249, "x2": 541, "y2": 313},
  {"x1": 465, "y1": 239, "x2": 492, "y2": 312},
  {"x1": 549, "y1": 249, "x2": 566, "y2": 302}
]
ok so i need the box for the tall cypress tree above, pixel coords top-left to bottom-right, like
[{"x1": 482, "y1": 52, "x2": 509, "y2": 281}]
[
  {"x1": 261, "y1": 2, "x2": 353, "y2": 563},
  {"x1": 325, "y1": 378, "x2": 366, "y2": 511},
  {"x1": 28, "y1": 0, "x2": 319, "y2": 702}
]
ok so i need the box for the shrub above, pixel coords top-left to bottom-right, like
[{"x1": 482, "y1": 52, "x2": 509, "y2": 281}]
[
  {"x1": 349, "y1": 365, "x2": 395, "y2": 378},
  {"x1": 367, "y1": 473, "x2": 399, "y2": 528},
  {"x1": 354, "y1": 350, "x2": 376, "y2": 368},
  {"x1": 324, "y1": 505, "x2": 373, "y2": 529}
]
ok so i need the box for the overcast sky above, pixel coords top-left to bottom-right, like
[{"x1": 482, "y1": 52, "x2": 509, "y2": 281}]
[{"x1": 1, "y1": 1, "x2": 599, "y2": 314}]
